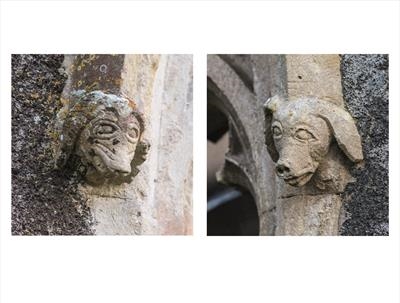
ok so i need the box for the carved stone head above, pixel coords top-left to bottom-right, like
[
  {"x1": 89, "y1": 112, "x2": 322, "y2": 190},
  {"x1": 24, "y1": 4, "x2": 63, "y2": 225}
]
[
  {"x1": 264, "y1": 96, "x2": 363, "y2": 190},
  {"x1": 54, "y1": 90, "x2": 149, "y2": 185}
]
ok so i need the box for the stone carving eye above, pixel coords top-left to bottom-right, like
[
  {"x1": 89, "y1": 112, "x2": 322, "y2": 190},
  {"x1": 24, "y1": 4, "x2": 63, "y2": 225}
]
[
  {"x1": 272, "y1": 124, "x2": 282, "y2": 138},
  {"x1": 295, "y1": 129, "x2": 315, "y2": 141},
  {"x1": 127, "y1": 122, "x2": 139, "y2": 142},
  {"x1": 98, "y1": 125, "x2": 114, "y2": 134},
  {"x1": 93, "y1": 122, "x2": 118, "y2": 138},
  {"x1": 272, "y1": 126, "x2": 282, "y2": 137}
]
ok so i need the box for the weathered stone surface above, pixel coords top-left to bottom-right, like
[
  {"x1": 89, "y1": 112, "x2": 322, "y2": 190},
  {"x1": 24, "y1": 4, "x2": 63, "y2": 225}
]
[
  {"x1": 12, "y1": 55, "x2": 93, "y2": 235},
  {"x1": 12, "y1": 54, "x2": 193, "y2": 235},
  {"x1": 208, "y1": 54, "x2": 387, "y2": 236},
  {"x1": 276, "y1": 194, "x2": 342, "y2": 236},
  {"x1": 264, "y1": 95, "x2": 363, "y2": 193},
  {"x1": 151, "y1": 55, "x2": 193, "y2": 235},
  {"x1": 54, "y1": 90, "x2": 149, "y2": 185},
  {"x1": 208, "y1": 54, "x2": 277, "y2": 235},
  {"x1": 340, "y1": 54, "x2": 389, "y2": 236},
  {"x1": 286, "y1": 55, "x2": 343, "y2": 105},
  {"x1": 63, "y1": 54, "x2": 125, "y2": 95},
  {"x1": 268, "y1": 55, "x2": 364, "y2": 236},
  {"x1": 80, "y1": 55, "x2": 193, "y2": 235}
]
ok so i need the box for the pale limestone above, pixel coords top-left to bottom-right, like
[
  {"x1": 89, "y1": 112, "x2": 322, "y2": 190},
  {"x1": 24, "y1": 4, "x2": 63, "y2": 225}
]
[
  {"x1": 58, "y1": 54, "x2": 192, "y2": 235},
  {"x1": 286, "y1": 55, "x2": 343, "y2": 105},
  {"x1": 264, "y1": 95, "x2": 363, "y2": 192}
]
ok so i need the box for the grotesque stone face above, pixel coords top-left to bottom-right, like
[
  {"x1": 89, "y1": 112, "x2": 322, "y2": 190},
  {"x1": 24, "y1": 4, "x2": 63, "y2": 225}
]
[
  {"x1": 54, "y1": 90, "x2": 149, "y2": 185},
  {"x1": 264, "y1": 96, "x2": 363, "y2": 188},
  {"x1": 77, "y1": 108, "x2": 142, "y2": 184},
  {"x1": 271, "y1": 111, "x2": 331, "y2": 186}
]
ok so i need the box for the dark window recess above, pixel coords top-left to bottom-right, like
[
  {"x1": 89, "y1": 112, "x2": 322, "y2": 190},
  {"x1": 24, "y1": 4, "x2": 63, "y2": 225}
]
[{"x1": 207, "y1": 185, "x2": 259, "y2": 236}]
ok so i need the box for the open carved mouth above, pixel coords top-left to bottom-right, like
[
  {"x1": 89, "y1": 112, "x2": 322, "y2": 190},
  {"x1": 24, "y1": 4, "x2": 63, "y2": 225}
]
[
  {"x1": 92, "y1": 144, "x2": 131, "y2": 176},
  {"x1": 283, "y1": 172, "x2": 314, "y2": 186}
]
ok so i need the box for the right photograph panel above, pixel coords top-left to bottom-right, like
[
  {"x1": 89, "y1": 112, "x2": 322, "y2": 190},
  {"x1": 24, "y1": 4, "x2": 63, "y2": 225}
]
[{"x1": 207, "y1": 54, "x2": 388, "y2": 236}]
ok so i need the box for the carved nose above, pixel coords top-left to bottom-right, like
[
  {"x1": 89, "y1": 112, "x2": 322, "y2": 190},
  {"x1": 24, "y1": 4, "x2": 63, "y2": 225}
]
[
  {"x1": 276, "y1": 161, "x2": 291, "y2": 177},
  {"x1": 115, "y1": 167, "x2": 131, "y2": 175},
  {"x1": 109, "y1": 160, "x2": 131, "y2": 175}
]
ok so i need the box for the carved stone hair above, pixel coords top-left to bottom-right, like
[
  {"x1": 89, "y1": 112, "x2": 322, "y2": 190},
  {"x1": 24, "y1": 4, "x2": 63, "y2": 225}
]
[{"x1": 53, "y1": 90, "x2": 149, "y2": 185}]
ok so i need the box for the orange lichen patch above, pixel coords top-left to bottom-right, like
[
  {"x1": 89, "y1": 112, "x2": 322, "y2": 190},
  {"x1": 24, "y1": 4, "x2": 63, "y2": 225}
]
[
  {"x1": 31, "y1": 92, "x2": 40, "y2": 99},
  {"x1": 59, "y1": 97, "x2": 70, "y2": 106},
  {"x1": 76, "y1": 55, "x2": 99, "y2": 71},
  {"x1": 121, "y1": 94, "x2": 137, "y2": 110},
  {"x1": 85, "y1": 82, "x2": 99, "y2": 91}
]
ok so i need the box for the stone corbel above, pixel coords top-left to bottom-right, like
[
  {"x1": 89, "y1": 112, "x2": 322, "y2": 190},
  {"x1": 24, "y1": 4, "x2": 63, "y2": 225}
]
[
  {"x1": 264, "y1": 95, "x2": 363, "y2": 196},
  {"x1": 262, "y1": 55, "x2": 365, "y2": 235},
  {"x1": 53, "y1": 55, "x2": 150, "y2": 185}
]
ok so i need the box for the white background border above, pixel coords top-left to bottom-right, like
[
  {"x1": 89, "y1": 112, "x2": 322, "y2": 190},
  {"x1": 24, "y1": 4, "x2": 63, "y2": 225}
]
[{"x1": 1, "y1": 1, "x2": 399, "y2": 302}]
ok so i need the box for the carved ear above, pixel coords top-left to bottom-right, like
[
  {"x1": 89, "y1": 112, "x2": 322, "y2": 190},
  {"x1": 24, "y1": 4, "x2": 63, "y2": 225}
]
[
  {"x1": 263, "y1": 95, "x2": 283, "y2": 162},
  {"x1": 133, "y1": 139, "x2": 150, "y2": 166},
  {"x1": 319, "y1": 103, "x2": 363, "y2": 162}
]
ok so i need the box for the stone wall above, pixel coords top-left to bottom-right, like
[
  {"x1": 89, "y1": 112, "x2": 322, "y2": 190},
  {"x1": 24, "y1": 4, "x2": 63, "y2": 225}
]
[
  {"x1": 340, "y1": 54, "x2": 389, "y2": 236},
  {"x1": 12, "y1": 55, "x2": 93, "y2": 235},
  {"x1": 207, "y1": 54, "x2": 389, "y2": 236},
  {"x1": 12, "y1": 54, "x2": 193, "y2": 235}
]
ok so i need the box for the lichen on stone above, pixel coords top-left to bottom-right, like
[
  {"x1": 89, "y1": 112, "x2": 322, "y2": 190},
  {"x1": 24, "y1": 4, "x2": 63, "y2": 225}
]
[{"x1": 53, "y1": 90, "x2": 150, "y2": 186}]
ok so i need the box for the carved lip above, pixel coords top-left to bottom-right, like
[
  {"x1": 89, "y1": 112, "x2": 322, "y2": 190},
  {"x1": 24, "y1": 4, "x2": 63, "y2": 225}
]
[
  {"x1": 283, "y1": 172, "x2": 314, "y2": 186},
  {"x1": 92, "y1": 144, "x2": 131, "y2": 175}
]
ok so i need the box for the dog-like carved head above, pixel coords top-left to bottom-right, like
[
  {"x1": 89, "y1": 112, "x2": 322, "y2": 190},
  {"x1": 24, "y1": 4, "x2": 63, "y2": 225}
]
[
  {"x1": 264, "y1": 96, "x2": 363, "y2": 187},
  {"x1": 54, "y1": 90, "x2": 150, "y2": 185}
]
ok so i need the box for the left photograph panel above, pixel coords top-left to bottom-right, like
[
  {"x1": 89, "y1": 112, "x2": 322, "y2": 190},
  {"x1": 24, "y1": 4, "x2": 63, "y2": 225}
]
[{"x1": 12, "y1": 54, "x2": 193, "y2": 235}]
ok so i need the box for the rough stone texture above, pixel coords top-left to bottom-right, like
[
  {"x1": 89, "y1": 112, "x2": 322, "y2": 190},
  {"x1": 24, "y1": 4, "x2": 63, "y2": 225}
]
[
  {"x1": 208, "y1": 55, "x2": 277, "y2": 235},
  {"x1": 275, "y1": 194, "x2": 342, "y2": 236},
  {"x1": 208, "y1": 54, "x2": 388, "y2": 236},
  {"x1": 64, "y1": 54, "x2": 125, "y2": 95},
  {"x1": 340, "y1": 54, "x2": 389, "y2": 236},
  {"x1": 151, "y1": 55, "x2": 193, "y2": 235},
  {"x1": 265, "y1": 96, "x2": 363, "y2": 194},
  {"x1": 268, "y1": 55, "x2": 358, "y2": 236},
  {"x1": 79, "y1": 55, "x2": 193, "y2": 235},
  {"x1": 12, "y1": 54, "x2": 193, "y2": 235},
  {"x1": 12, "y1": 55, "x2": 93, "y2": 235},
  {"x1": 286, "y1": 55, "x2": 343, "y2": 105},
  {"x1": 54, "y1": 90, "x2": 149, "y2": 185}
]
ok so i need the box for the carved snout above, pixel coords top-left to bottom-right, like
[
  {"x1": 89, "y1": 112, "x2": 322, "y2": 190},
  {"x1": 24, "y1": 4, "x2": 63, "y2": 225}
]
[
  {"x1": 275, "y1": 155, "x2": 317, "y2": 187},
  {"x1": 92, "y1": 142, "x2": 133, "y2": 176},
  {"x1": 276, "y1": 160, "x2": 291, "y2": 177},
  {"x1": 264, "y1": 95, "x2": 364, "y2": 189}
]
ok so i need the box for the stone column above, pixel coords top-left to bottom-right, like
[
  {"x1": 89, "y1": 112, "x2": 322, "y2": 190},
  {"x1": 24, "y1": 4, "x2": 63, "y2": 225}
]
[
  {"x1": 207, "y1": 55, "x2": 277, "y2": 235},
  {"x1": 267, "y1": 55, "x2": 363, "y2": 235}
]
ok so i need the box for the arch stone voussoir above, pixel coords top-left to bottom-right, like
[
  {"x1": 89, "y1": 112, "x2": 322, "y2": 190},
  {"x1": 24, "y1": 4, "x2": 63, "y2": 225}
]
[{"x1": 207, "y1": 54, "x2": 277, "y2": 235}]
